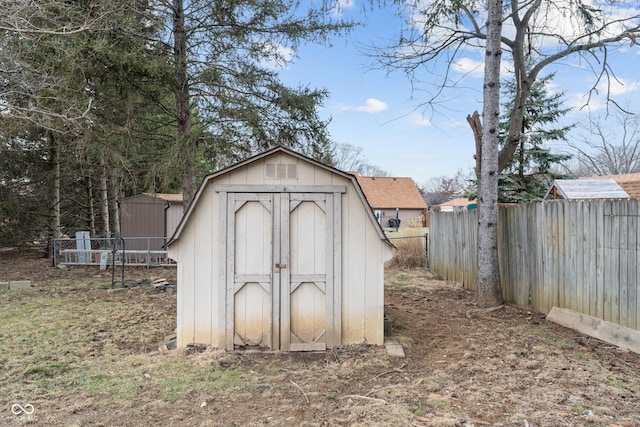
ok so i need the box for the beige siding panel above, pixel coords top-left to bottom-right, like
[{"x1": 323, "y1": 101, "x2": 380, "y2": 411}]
[
  {"x1": 340, "y1": 190, "x2": 353, "y2": 340},
  {"x1": 213, "y1": 189, "x2": 225, "y2": 349},
  {"x1": 193, "y1": 192, "x2": 213, "y2": 344},
  {"x1": 631, "y1": 202, "x2": 639, "y2": 330},
  {"x1": 227, "y1": 165, "x2": 248, "y2": 185},
  {"x1": 245, "y1": 158, "x2": 265, "y2": 183},
  {"x1": 343, "y1": 190, "x2": 365, "y2": 343},
  {"x1": 314, "y1": 165, "x2": 333, "y2": 186},
  {"x1": 365, "y1": 223, "x2": 384, "y2": 345},
  {"x1": 177, "y1": 221, "x2": 196, "y2": 347},
  {"x1": 331, "y1": 191, "x2": 342, "y2": 347},
  {"x1": 296, "y1": 157, "x2": 316, "y2": 184},
  {"x1": 166, "y1": 205, "x2": 183, "y2": 238},
  {"x1": 175, "y1": 260, "x2": 185, "y2": 347}
]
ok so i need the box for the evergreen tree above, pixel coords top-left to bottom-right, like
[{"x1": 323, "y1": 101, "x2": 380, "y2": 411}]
[
  {"x1": 498, "y1": 73, "x2": 573, "y2": 203},
  {"x1": 0, "y1": 0, "x2": 174, "y2": 243},
  {"x1": 153, "y1": 0, "x2": 352, "y2": 208}
]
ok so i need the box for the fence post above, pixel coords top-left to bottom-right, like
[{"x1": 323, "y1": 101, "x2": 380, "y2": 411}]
[{"x1": 424, "y1": 233, "x2": 429, "y2": 270}]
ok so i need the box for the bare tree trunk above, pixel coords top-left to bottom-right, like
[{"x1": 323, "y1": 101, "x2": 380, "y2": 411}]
[
  {"x1": 98, "y1": 157, "x2": 110, "y2": 236},
  {"x1": 110, "y1": 168, "x2": 120, "y2": 235},
  {"x1": 87, "y1": 176, "x2": 96, "y2": 236},
  {"x1": 48, "y1": 132, "x2": 62, "y2": 244},
  {"x1": 467, "y1": 110, "x2": 483, "y2": 191},
  {"x1": 476, "y1": 0, "x2": 504, "y2": 308},
  {"x1": 173, "y1": 0, "x2": 195, "y2": 212}
]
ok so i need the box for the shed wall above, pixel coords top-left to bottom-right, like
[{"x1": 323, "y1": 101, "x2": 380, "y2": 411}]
[
  {"x1": 165, "y1": 204, "x2": 183, "y2": 238},
  {"x1": 120, "y1": 196, "x2": 165, "y2": 249}
]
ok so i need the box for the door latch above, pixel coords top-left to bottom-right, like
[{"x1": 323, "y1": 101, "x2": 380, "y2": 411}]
[{"x1": 275, "y1": 263, "x2": 287, "y2": 269}]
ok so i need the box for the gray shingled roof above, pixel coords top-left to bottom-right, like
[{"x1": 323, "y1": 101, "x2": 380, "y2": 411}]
[{"x1": 544, "y1": 179, "x2": 630, "y2": 200}]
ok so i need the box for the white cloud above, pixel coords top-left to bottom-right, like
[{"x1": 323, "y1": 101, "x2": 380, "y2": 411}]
[
  {"x1": 601, "y1": 77, "x2": 640, "y2": 96},
  {"x1": 452, "y1": 58, "x2": 484, "y2": 77},
  {"x1": 409, "y1": 112, "x2": 432, "y2": 127},
  {"x1": 257, "y1": 42, "x2": 295, "y2": 70},
  {"x1": 353, "y1": 98, "x2": 388, "y2": 113},
  {"x1": 451, "y1": 56, "x2": 512, "y2": 79},
  {"x1": 544, "y1": 80, "x2": 561, "y2": 96},
  {"x1": 567, "y1": 77, "x2": 640, "y2": 112},
  {"x1": 335, "y1": 102, "x2": 350, "y2": 112},
  {"x1": 332, "y1": 0, "x2": 354, "y2": 17}
]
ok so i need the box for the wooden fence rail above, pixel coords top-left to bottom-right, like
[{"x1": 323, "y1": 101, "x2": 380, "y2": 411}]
[{"x1": 429, "y1": 200, "x2": 640, "y2": 331}]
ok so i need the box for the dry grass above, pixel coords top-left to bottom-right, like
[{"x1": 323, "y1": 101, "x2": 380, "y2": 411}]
[
  {"x1": 405, "y1": 216, "x2": 426, "y2": 228},
  {"x1": 2, "y1": 258, "x2": 640, "y2": 426},
  {"x1": 386, "y1": 237, "x2": 426, "y2": 269}
]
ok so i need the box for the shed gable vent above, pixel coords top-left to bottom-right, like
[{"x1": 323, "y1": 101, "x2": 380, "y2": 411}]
[{"x1": 266, "y1": 163, "x2": 297, "y2": 179}]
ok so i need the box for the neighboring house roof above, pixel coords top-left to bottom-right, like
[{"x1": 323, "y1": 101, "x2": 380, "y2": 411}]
[
  {"x1": 122, "y1": 193, "x2": 184, "y2": 204},
  {"x1": 580, "y1": 173, "x2": 640, "y2": 200},
  {"x1": 353, "y1": 174, "x2": 428, "y2": 209},
  {"x1": 439, "y1": 197, "x2": 476, "y2": 208},
  {"x1": 544, "y1": 179, "x2": 630, "y2": 200}
]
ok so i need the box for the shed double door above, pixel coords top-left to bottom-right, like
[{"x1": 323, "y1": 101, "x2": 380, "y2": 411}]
[{"x1": 225, "y1": 192, "x2": 341, "y2": 351}]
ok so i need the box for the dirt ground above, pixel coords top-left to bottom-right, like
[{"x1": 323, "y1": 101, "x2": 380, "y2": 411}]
[{"x1": 1, "y1": 255, "x2": 639, "y2": 426}]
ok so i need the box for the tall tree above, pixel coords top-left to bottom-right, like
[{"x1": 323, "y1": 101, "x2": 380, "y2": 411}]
[
  {"x1": 0, "y1": 0, "x2": 174, "y2": 243},
  {"x1": 377, "y1": 0, "x2": 640, "y2": 306},
  {"x1": 476, "y1": 0, "x2": 503, "y2": 307},
  {"x1": 380, "y1": 1, "x2": 640, "y2": 171},
  {"x1": 151, "y1": 0, "x2": 352, "y2": 209},
  {"x1": 0, "y1": 2, "x2": 95, "y2": 241},
  {"x1": 498, "y1": 73, "x2": 573, "y2": 202}
]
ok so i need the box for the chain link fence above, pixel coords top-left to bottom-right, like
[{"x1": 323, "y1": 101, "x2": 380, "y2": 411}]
[{"x1": 51, "y1": 235, "x2": 175, "y2": 268}]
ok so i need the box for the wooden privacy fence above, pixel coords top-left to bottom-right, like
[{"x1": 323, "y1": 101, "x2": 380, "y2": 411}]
[{"x1": 429, "y1": 200, "x2": 640, "y2": 331}]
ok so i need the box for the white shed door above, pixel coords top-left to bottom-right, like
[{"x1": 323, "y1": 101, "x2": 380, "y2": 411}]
[{"x1": 226, "y1": 192, "x2": 340, "y2": 351}]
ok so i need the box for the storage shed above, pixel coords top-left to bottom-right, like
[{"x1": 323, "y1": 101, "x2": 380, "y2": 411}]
[
  {"x1": 120, "y1": 193, "x2": 183, "y2": 249},
  {"x1": 543, "y1": 179, "x2": 630, "y2": 200},
  {"x1": 167, "y1": 147, "x2": 394, "y2": 351}
]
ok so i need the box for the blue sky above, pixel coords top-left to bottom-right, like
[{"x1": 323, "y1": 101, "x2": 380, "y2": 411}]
[{"x1": 278, "y1": 1, "x2": 640, "y2": 187}]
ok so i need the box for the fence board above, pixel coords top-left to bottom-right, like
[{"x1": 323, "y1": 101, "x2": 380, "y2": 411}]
[
  {"x1": 620, "y1": 201, "x2": 629, "y2": 327},
  {"x1": 629, "y1": 202, "x2": 638, "y2": 330},
  {"x1": 551, "y1": 202, "x2": 560, "y2": 310},
  {"x1": 565, "y1": 203, "x2": 582, "y2": 311},
  {"x1": 429, "y1": 199, "x2": 640, "y2": 333},
  {"x1": 635, "y1": 202, "x2": 640, "y2": 330},
  {"x1": 575, "y1": 201, "x2": 584, "y2": 314},
  {"x1": 595, "y1": 201, "x2": 605, "y2": 320}
]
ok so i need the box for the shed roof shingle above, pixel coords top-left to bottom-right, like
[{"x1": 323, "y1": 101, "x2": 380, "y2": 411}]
[{"x1": 354, "y1": 175, "x2": 427, "y2": 209}]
